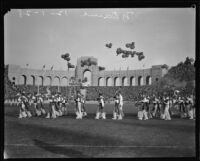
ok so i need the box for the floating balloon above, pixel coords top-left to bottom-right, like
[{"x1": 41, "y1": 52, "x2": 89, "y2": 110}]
[
  {"x1": 99, "y1": 66, "x2": 105, "y2": 71},
  {"x1": 68, "y1": 62, "x2": 75, "y2": 68},
  {"x1": 125, "y1": 42, "x2": 135, "y2": 49},
  {"x1": 66, "y1": 57, "x2": 70, "y2": 61},
  {"x1": 113, "y1": 41, "x2": 144, "y2": 61},
  {"x1": 122, "y1": 54, "x2": 127, "y2": 58},
  {"x1": 130, "y1": 42, "x2": 135, "y2": 49},
  {"x1": 105, "y1": 43, "x2": 112, "y2": 48},
  {"x1": 138, "y1": 55, "x2": 145, "y2": 61},
  {"x1": 61, "y1": 53, "x2": 71, "y2": 62},
  {"x1": 81, "y1": 58, "x2": 97, "y2": 67},
  {"x1": 116, "y1": 48, "x2": 122, "y2": 55}
]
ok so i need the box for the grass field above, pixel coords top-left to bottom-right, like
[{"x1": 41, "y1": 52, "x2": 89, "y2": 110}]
[{"x1": 4, "y1": 103, "x2": 195, "y2": 158}]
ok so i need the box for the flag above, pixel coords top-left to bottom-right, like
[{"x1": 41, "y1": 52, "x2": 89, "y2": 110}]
[{"x1": 51, "y1": 65, "x2": 54, "y2": 70}]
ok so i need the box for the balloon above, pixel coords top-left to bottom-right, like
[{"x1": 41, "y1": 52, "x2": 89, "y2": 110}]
[
  {"x1": 68, "y1": 62, "x2": 75, "y2": 68},
  {"x1": 125, "y1": 42, "x2": 135, "y2": 49},
  {"x1": 130, "y1": 42, "x2": 135, "y2": 49},
  {"x1": 127, "y1": 51, "x2": 132, "y2": 55},
  {"x1": 122, "y1": 54, "x2": 127, "y2": 58},
  {"x1": 99, "y1": 66, "x2": 105, "y2": 71},
  {"x1": 106, "y1": 43, "x2": 112, "y2": 48},
  {"x1": 116, "y1": 48, "x2": 122, "y2": 55},
  {"x1": 65, "y1": 53, "x2": 70, "y2": 57},
  {"x1": 66, "y1": 57, "x2": 70, "y2": 61},
  {"x1": 125, "y1": 43, "x2": 130, "y2": 48},
  {"x1": 138, "y1": 55, "x2": 145, "y2": 61}
]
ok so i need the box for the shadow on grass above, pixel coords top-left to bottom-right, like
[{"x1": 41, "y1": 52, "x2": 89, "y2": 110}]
[
  {"x1": 113, "y1": 117, "x2": 195, "y2": 135},
  {"x1": 33, "y1": 139, "x2": 90, "y2": 158},
  {"x1": 5, "y1": 111, "x2": 195, "y2": 158}
]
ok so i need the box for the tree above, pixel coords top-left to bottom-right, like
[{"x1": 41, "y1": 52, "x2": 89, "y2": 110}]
[
  {"x1": 161, "y1": 64, "x2": 169, "y2": 69},
  {"x1": 153, "y1": 57, "x2": 195, "y2": 93},
  {"x1": 184, "y1": 57, "x2": 194, "y2": 65}
]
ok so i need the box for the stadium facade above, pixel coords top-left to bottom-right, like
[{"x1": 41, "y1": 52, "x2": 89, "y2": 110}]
[{"x1": 6, "y1": 56, "x2": 168, "y2": 87}]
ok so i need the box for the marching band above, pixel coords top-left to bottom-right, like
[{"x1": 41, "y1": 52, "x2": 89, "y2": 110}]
[
  {"x1": 15, "y1": 89, "x2": 195, "y2": 121},
  {"x1": 135, "y1": 94, "x2": 195, "y2": 120}
]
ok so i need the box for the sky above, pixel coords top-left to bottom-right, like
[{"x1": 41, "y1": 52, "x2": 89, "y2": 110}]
[{"x1": 4, "y1": 8, "x2": 195, "y2": 71}]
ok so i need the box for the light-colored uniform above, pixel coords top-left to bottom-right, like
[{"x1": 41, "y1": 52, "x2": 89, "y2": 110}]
[
  {"x1": 95, "y1": 95, "x2": 106, "y2": 119},
  {"x1": 118, "y1": 94, "x2": 124, "y2": 120},
  {"x1": 187, "y1": 97, "x2": 195, "y2": 119},
  {"x1": 138, "y1": 97, "x2": 149, "y2": 120},
  {"x1": 112, "y1": 95, "x2": 119, "y2": 120},
  {"x1": 18, "y1": 96, "x2": 27, "y2": 118},
  {"x1": 163, "y1": 98, "x2": 171, "y2": 120},
  {"x1": 75, "y1": 94, "x2": 82, "y2": 119},
  {"x1": 152, "y1": 98, "x2": 159, "y2": 117}
]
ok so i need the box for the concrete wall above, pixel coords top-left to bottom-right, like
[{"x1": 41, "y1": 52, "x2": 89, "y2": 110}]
[
  {"x1": 7, "y1": 56, "x2": 167, "y2": 87},
  {"x1": 8, "y1": 64, "x2": 75, "y2": 86}
]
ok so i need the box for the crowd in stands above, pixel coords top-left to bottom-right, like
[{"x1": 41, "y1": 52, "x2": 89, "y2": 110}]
[{"x1": 5, "y1": 82, "x2": 194, "y2": 102}]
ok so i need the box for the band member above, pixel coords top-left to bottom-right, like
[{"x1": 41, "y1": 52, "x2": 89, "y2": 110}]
[
  {"x1": 118, "y1": 91, "x2": 124, "y2": 120},
  {"x1": 184, "y1": 96, "x2": 190, "y2": 118},
  {"x1": 38, "y1": 94, "x2": 46, "y2": 116},
  {"x1": 152, "y1": 96, "x2": 159, "y2": 118},
  {"x1": 34, "y1": 94, "x2": 42, "y2": 116},
  {"x1": 95, "y1": 93, "x2": 106, "y2": 119},
  {"x1": 80, "y1": 88, "x2": 87, "y2": 117},
  {"x1": 136, "y1": 95, "x2": 149, "y2": 120},
  {"x1": 57, "y1": 94, "x2": 63, "y2": 116},
  {"x1": 52, "y1": 95, "x2": 59, "y2": 118},
  {"x1": 172, "y1": 96, "x2": 179, "y2": 115},
  {"x1": 162, "y1": 96, "x2": 171, "y2": 120},
  {"x1": 160, "y1": 96, "x2": 165, "y2": 119},
  {"x1": 61, "y1": 96, "x2": 68, "y2": 116},
  {"x1": 45, "y1": 95, "x2": 52, "y2": 119},
  {"x1": 141, "y1": 95, "x2": 149, "y2": 120},
  {"x1": 168, "y1": 96, "x2": 174, "y2": 116},
  {"x1": 23, "y1": 93, "x2": 32, "y2": 118},
  {"x1": 178, "y1": 96, "x2": 186, "y2": 118},
  {"x1": 81, "y1": 95, "x2": 87, "y2": 117},
  {"x1": 146, "y1": 96, "x2": 152, "y2": 119},
  {"x1": 136, "y1": 98, "x2": 144, "y2": 120},
  {"x1": 32, "y1": 93, "x2": 39, "y2": 116},
  {"x1": 187, "y1": 95, "x2": 195, "y2": 119},
  {"x1": 17, "y1": 93, "x2": 27, "y2": 118},
  {"x1": 75, "y1": 91, "x2": 83, "y2": 119},
  {"x1": 112, "y1": 93, "x2": 119, "y2": 120}
]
